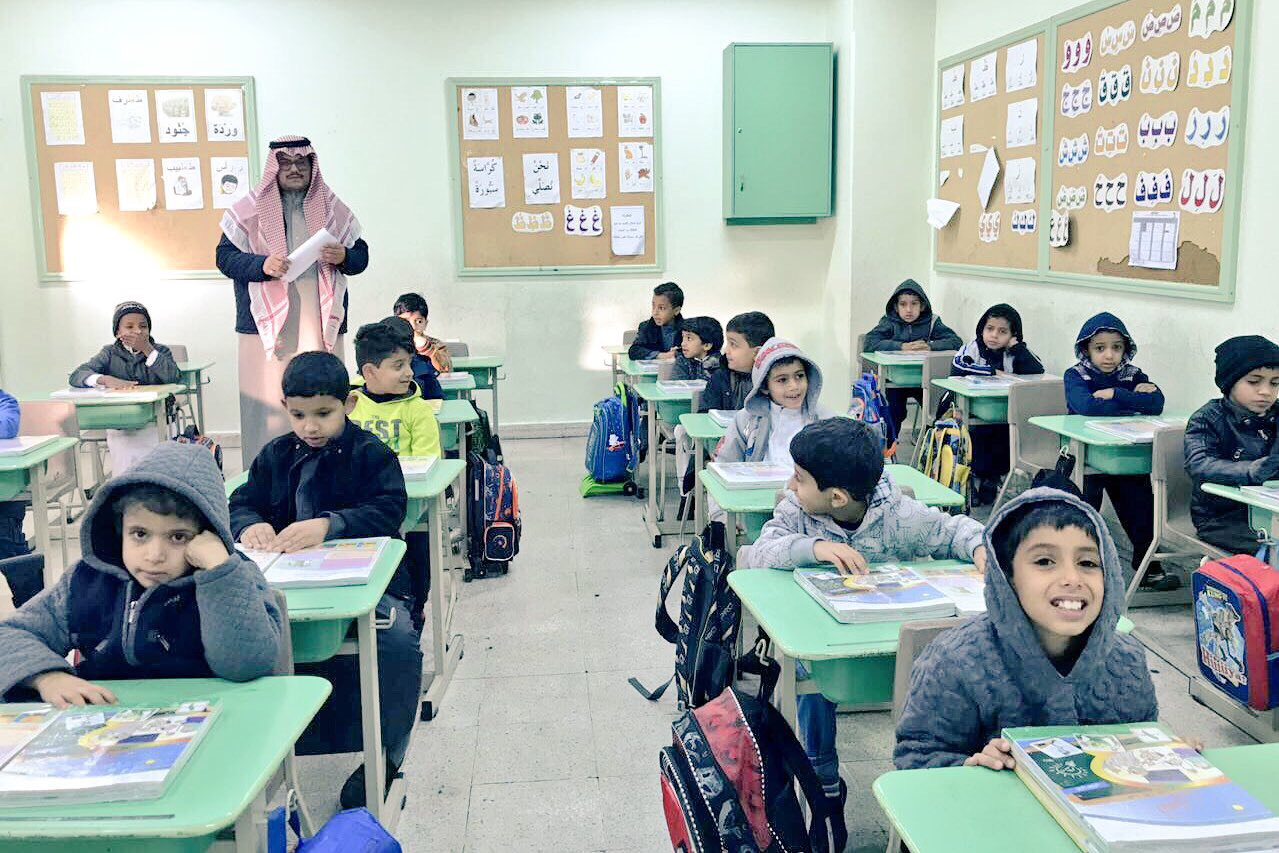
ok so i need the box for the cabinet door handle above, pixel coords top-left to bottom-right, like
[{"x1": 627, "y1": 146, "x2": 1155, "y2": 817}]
[{"x1": 739, "y1": 178, "x2": 746, "y2": 192}]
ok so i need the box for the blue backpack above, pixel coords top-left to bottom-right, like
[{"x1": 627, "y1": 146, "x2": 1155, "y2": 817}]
[
  {"x1": 848, "y1": 371, "x2": 897, "y2": 460},
  {"x1": 582, "y1": 383, "x2": 643, "y2": 497}
]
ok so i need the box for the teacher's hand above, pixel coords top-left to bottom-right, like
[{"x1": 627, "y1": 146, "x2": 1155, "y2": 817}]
[
  {"x1": 263, "y1": 254, "x2": 291, "y2": 278},
  {"x1": 319, "y1": 243, "x2": 346, "y2": 266}
]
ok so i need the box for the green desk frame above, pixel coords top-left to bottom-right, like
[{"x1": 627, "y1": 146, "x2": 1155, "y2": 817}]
[
  {"x1": 634, "y1": 382, "x2": 696, "y2": 547},
  {"x1": 0, "y1": 436, "x2": 78, "y2": 581},
  {"x1": 450, "y1": 356, "x2": 503, "y2": 430},
  {"x1": 678, "y1": 413, "x2": 727, "y2": 534},
  {"x1": 176, "y1": 361, "x2": 215, "y2": 432}
]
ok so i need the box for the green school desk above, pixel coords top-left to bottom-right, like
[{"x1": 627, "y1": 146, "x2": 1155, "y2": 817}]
[
  {"x1": 619, "y1": 356, "x2": 661, "y2": 386},
  {"x1": 930, "y1": 375, "x2": 1060, "y2": 425},
  {"x1": 0, "y1": 436, "x2": 78, "y2": 582},
  {"x1": 678, "y1": 413, "x2": 728, "y2": 534},
  {"x1": 872, "y1": 741, "x2": 1279, "y2": 853},
  {"x1": 1201, "y1": 483, "x2": 1279, "y2": 564},
  {"x1": 49, "y1": 384, "x2": 185, "y2": 432},
  {"x1": 0, "y1": 676, "x2": 329, "y2": 853},
  {"x1": 861, "y1": 351, "x2": 927, "y2": 389},
  {"x1": 450, "y1": 355, "x2": 503, "y2": 430},
  {"x1": 634, "y1": 382, "x2": 698, "y2": 547},
  {"x1": 1027, "y1": 414, "x2": 1190, "y2": 491},
  {"x1": 176, "y1": 360, "x2": 215, "y2": 431},
  {"x1": 437, "y1": 398, "x2": 479, "y2": 461},
  {"x1": 437, "y1": 371, "x2": 477, "y2": 401},
  {"x1": 603, "y1": 344, "x2": 628, "y2": 387}
]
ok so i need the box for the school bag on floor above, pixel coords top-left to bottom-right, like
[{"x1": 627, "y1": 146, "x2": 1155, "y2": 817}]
[
  {"x1": 660, "y1": 686, "x2": 845, "y2": 853},
  {"x1": 1193, "y1": 554, "x2": 1279, "y2": 711},
  {"x1": 465, "y1": 446, "x2": 521, "y2": 581},
  {"x1": 848, "y1": 371, "x2": 898, "y2": 461},
  {"x1": 171, "y1": 425, "x2": 223, "y2": 473},
  {"x1": 912, "y1": 405, "x2": 972, "y2": 508},
  {"x1": 470, "y1": 403, "x2": 503, "y2": 462},
  {"x1": 581, "y1": 382, "x2": 641, "y2": 497}
]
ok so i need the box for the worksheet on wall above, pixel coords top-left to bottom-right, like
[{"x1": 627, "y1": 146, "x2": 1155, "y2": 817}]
[
  {"x1": 941, "y1": 65, "x2": 965, "y2": 109},
  {"x1": 570, "y1": 148, "x2": 607, "y2": 199},
  {"x1": 969, "y1": 51, "x2": 998, "y2": 101},
  {"x1": 1005, "y1": 39, "x2": 1038, "y2": 93},
  {"x1": 522, "y1": 153, "x2": 561, "y2": 204},
  {"x1": 53, "y1": 161, "x2": 97, "y2": 214},
  {"x1": 467, "y1": 156, "x2": 506, "y2": 209},
  {"x1": 1006, "y1": 98, "x2": 1038, "y2": 149},
  {"x1": 161, "y1": 157, "x2": 203, "y2": 210},
  {"x1": 115, "y1": 159, "x2": 156, "y2": 211},
  {"x1": 155, "y1": 89, "x2": 197, "y2": 143},
  {"x1": 511, "y1": 86, "x2": 549, "y2": 139},
  {"x1": 618, "y1": 142, "x2": 653, "y2": 192},
  {"x1": 204, "y1": 88, "x2": 246, "y2": 142},
  {"x1": 210, "y1": 156, "x2": 250, "y2": 209},
  {"x1": 610, "y1": 205, "x2": 645, "y2": 255},
  {"x1": 1129, "y1": 211, "x2": 1180, "y2": 270},
  {"x1": 566, "y1": 86, "x2": 604, "y2": 137},
  {"x1": 617, "y1": 85, "x2": 653, "y2": 137},
  {"x1": 107, "y1": 90, "x2": 151, "y2": 144},
  {"x1": 461, "y1": 87, "x2": 499, "y2": 140},
  {"x1": 41, "y1": 91, "x2": 85, "y2": 146},
  {"x1": 940, "y1": 115, "x2": 964, "y2": 159}
]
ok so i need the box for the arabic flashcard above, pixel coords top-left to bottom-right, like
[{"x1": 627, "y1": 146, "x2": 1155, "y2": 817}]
[
  {"x1": 941, "y1": 64, "x2": 965, "y2": 109},
  {"x1": 1137, "y1": 110, "x2": 1179, "y2": 149},
  {"x1": 617, "y1": 85, "x2": 653, "y2": 137},
  {"x1": 1006, "y1": 39, "x2": 1037, "y2": 93},
  {"x1": 1134, "y1": 168, "x2": 1174, "y2": 207},
  {"x1": 1094, "y1": 122, "x2": 1129, "y2": 158},
  {"x1": 1055, "y1": 184, "x2": 1088, "y2": 211},
  {"x1": 1057, "y1": 133, "x2": 1090, "y2": 168},
  {"x1": 1141, "y1": 3, "x2": 1184, "y2": 40},
  {"x1": 618, "y1": 142, "x2": 653, "y2": 193},
  {"x1": 978, "y1": 211, "x2": 1001, "y2": 243},
  {"x1": 107, "y1": 90, "x2": 150, "y2": 144},
  {"x1": 1189, "y1": 0, "x2": 1234, "y2": 38},
  {"x1": 610, "y1": 205, "x2": 645, "y2": 256},
  {"x1": 41, "y1": 91, "x2": 84, "y2": 146},
  {"x1": 1187, "y1": 46, "x2": 1232, "y2": 89},
  {"x1": 1097, "y1": 65, "x2": 1133, "y2": 105},
  {"x1": 161, "y1": 157, "x2": 203, "y2": 210},
  {"x1": 970, "y1": 52, "x2": 998, "y2": 101},
  {"x1": 53, "y1": 161, "x2": 97, "y2": 215},
  {"x1": 522, "y1": 153, "x2": 560, "y2": 205},
  {"x1": 511, "y1": 211, "x2": 553, "y2": 234},
  {"x1": 210, "y1": 156, "x2": 250, "y2": 210},
  {"x1": 461, "y1": 87, "x2": 499, "y2": 141},
  {"x1": 115, "y1": 159, "x2": 156, "y2": 212},
  {"x1": 511, "y1": 86, "x2": 549, "y2": 139},
  {"x1": 1060, "y1": 80, "x2": 1093, "y2": 117},
  {"x1": 1100, "y1": 20, "x2": 1137, "y2": 56},
  {"x1": 155, "y1": 90, "x2": 197, "y2": 143},
  {"x1": 204, "y1": 88, "x2": 245, "y2": 142},
  {"x1": 940, "y1": 115, "x2": 964, "y2": 159},
  {"x1": 467, "y1": 156, "x2": 506, "y2": 209},
  {"x1": 566, "y1": 86, "x2": 604, "y2": 138},
  {"x1": 1093, "y1": 172, "x2": 1129, "y2": 212},
  {"x1": 1006, "y1": 98, "x2": 1037, "y2": 149},
  {"x1": 1003, "y1": 157, "x2": 1036, "y2": 206},
  {"x1": 1179, "y1": 168, "x2": 1225, "y2": 214},
  {"x1": 1140, "y1": 52, "x2": 1180, "y2": 94},
  {"x1": 1010, "y1": 209, "x2": 1037, "y2": 235},
  {"x1": 570, "y1": 148, "x2": 606, "y2": 200},
  {"x1": 1050, "y1": 209, "x2": 1070, "y2": 247},
  {"x1": 1060, "y1": 32, "x2": 1093, "y2": 74},
  {"x1": 1185, "y1": 106, "x2": 1230, "y2": 148},
  {"x1": 564, "y1": 204, "x2": 603, "y2": 237},
  {"x1": 1129, "y1": 210, "x2": 1180, "y2": 270}
]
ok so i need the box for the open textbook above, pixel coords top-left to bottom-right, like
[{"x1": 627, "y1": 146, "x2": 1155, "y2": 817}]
[
  {"x1": 793, "y1": 566, "x2": 956, "y2": 624},
  {"x1": 1084, "y1": 417, "x2": 1184, "y2": 442},
  {"x1": 241, "y1": 537, "x2": 391, "y2": 588}
]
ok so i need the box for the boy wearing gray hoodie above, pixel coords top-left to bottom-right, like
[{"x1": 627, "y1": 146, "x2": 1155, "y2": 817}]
[{"x1": 0, "y1": 442, "x2": 283, "y2": 706}]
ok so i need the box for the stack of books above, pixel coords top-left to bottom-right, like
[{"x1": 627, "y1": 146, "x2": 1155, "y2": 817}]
[
  {"x1": 707, "y1": 461, "x2": 793, "y2": 491},
  {"x1": 954, "y1": 375, "x2": 1021, "y2": 389},
  {"x1": 707, "y1": 409, "x2": 735, "y2": 428},
  {"x1": 655, "y1": 379, "x2": 707, "y2": 394},
  {"x1": 400, "y1": 456, "x2": 439, "y2": 481},
  {"x1": 0, "y1": 435, "x2": 59, "y2": 457},
  {"x1": 1006, "y1": 723, "x2": 1279, "y2": 852},
  {"x1": 0, "y1": 701, "x2": 218, "y2": 803},
  {"x1": 242, "y1": 537, "x2": 391, "y2": 589},
  {"x1": 437, "y1": 372, "x2": 472, "y2": 389},
  {"x1": 52, "y1": 388, "x2": 155, "y2": 402},
  {"x1": 632, "y1": 360, "x2": 662, "y2": 374},
  {"x1": 793, "y1": 566, "x2": 957, "y2": 624},
  {"x1": 1084, "y1": 417, "x2": 1184, "y2": 442}
]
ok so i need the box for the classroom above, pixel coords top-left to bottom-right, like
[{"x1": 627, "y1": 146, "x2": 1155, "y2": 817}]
[{"x1": 0, "y1": 0, "x2": 1276, "y2": 850}]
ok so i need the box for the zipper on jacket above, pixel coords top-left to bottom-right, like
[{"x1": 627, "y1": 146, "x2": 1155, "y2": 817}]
[{"x1": 122, "y1": 585, "x2": 156, "y2": 668}]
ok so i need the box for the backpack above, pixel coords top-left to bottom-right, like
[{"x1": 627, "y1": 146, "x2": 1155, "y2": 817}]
[
  {"x1": 912, "y1": 405, "x2": 972, "y2": 508},
  {"x1": 268, "y1": 806, "x2": 401, "y2": 853},
  {"x1": 470, "y1": 403, "x2": 503, "y2": 462},
  {"x1": 660, "y1": 686, "x2": 846, "y2": 853},
  {"x1": 848, "y1": 371, "x2": 898, "y2": 461},
  {"x1": 630, "y1": 534, "x2": 739, "y2": 710},
  {"x1": 465, "y1": 447, "x2": 521, "y2": 581},
  {"x1": 172, "y1": 425, "x2": 223, "y2": 473},
  {"x1": 1193, "y1": 555, "x2": 1279, "y2": 711},
  {"x1": 584, "y1": 383, "x2": 636, "y2": 484}
]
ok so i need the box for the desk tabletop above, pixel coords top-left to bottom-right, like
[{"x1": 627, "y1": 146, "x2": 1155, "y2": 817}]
[
  {"x1": 602, "y1": 344, "x2": 629, "y2": 356},
  {"x1": 1028, "y1": 413, "x2": 1189, "y2": 446},
  {"x1": 0, "y1": 676, "x2": 329, "y2": 842},
  {"x1": 873, "y1": 742, "x2": 1279, "y2": 853},
  {"x1": 48, "y1": 385, "x2": 186, "y2": 406},
  {"x1": 861, "y1": 351, "x2": 932, "y2": 366},
  {"x1": 437, "y1": 399, "x2": 479, "y2": 425},
  {"x1": 451, "y1": 355, "x2": 502, "y2": 370},
  {"x1": 1202, "y1": 482, "x2": 1279, "y2": 514},
  {"x1": 887, "y1": 464, "x2": 965, "y2": 508},
  {"x1": 0, "y1": 436, "x2": 78, "y2": 472},
  {"x1": 634, "y1": 381, "x2": 699, "y2": 402},
  {"x1": 931, "y1": 375, "x2": 1059, "y2": 398},
  {"x1": 225, "y1": 463, "x2": 455, "y2": 502},
  {"x1": 620, "y1": 357, "x2": 662, "y2": 377},
  {"x1": 679, "y1": 412, "x2": 728, "y2": 441},
  {"x1": 176, "y1": 361, "x2": 215, "y2": 374}
]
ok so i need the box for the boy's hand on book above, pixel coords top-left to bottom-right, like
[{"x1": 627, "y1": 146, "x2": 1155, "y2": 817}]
[
  {"x1": 98, "y1": 376, "x2": 138, "y2": 390},
  {"x1": 1092, "y1": 388, "x2": 1116, "y2": 400},
  {"x1": 185, "y1": 531, "x2": 229, "y2": 570},
  {"x1": 29, "y1": 672, "x2": 117, "y2": 708},
  {"x1": 964, "y1": 737, "x2": 1015, "y2": 771},
  {"x1": 274, "y1": 518, "x2": 329, "y2": 553},
  {"x1": 813, "y1": 541, "x2": 869, "y2": 576},
  {"x1": 1134, "y1": 383, "x2": 1158, "y2": 394},
  {"x1": 240, "y1": 523, "x2": 277, "y2": 551}
]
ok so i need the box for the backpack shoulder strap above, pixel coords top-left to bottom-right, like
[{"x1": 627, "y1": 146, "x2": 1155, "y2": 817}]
[
  {"x1": 754, "y1": 697, "x2": 845, "y2": 853},
  {"x1": 629, "y1": 546, "x2": 687, "y2": 701}
]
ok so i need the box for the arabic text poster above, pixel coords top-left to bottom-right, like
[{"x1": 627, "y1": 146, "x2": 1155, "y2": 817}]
[
  {"x1": 618, "y1": 142, "x2": 654, "y2": 193},
  {"x1": 210, "y1": 156, "x2": 250, "y2": 209},
  {"x1": 467, "y1": 156, "x2": 507, "y2": 209},
  {"x1": 161, "y1": 157, "x2": 204, "y2": 210},
  {"x1": 107, "y1": 90, "x2": 151, "y2": 144},
  {"x1": 566, "y1": 86, "x2": 604, "y2": 137},
  {"x1": 617, "y1": 85, "x2": 654, "y2": 137},
  {"x1": 155, "y1": 90, "x2": 198, "y2": 143},
  {"x1": 522, "y1": 153, "x2": 561, "y2": 205},
  {"x1": 115, "y1": 159, "x2": 157, "y2": 212},
  {"x1": 53, "y1": 162, "x2": 97, "y2": 215},
  {"x1": 461, "y1": 88, "x2": 499, "y2": 140},
  {"x1": 611, "y1": 205, "x2": 645, "y2": 256},
  {"x1": 511, "y1": 86, "x2": 549, "y2": 138},
  {"x1": 204, "y1": 88, "x2": 246, "y2": 142},
  {"x1": 41, "y1": 91, "x2": 85, "y2": 146},
  {"x1": 570, "y1": 148, "x2": 607, "y2": 199}
]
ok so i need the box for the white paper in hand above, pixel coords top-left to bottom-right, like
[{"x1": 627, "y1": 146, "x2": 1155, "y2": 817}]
[{"x1": 282, "y1": 227, "x2": 337, "y2": 283}]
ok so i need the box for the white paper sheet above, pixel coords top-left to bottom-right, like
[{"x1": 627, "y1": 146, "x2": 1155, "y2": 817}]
[
  {"x1": 564, "y1": 204, "x2": 603, "y2": 236},
  {"x1": 1003, "y1": 157, "x2": 1037, "y2": 205},
  {"x1": 1006, "y1": 39, "x2": 1038, "y2": 92},
  {"x1": 510, "y1": 86, "x2": 549, "y2": 138},
  {"x1": 566, "y1": 86, "x2": 604, "y2": 138},
  {"x1": 114, "y1": 159, "x2": 156, "y2": 212},
  {"x1": 53, "y1": 162, "x2": 97, "y2": 214},
  {"x1": 210, "y1": 156, "x2": 250, "y2": 209},
  {"x1": 617, "y1": 85, "x2": 654, "y2": 137},
  {"x1": 970, "y1": 51, "x2": 998, "y2": 101},
  {"x1": 204, "y1": 88, "x2": 245, "y2": 142},
  {"x1": 1006, "y1": 97, "x2": 1038, "y2": 149},
  {"x1": 41, "y1": 92, "x2": 85, "y2": 145},
  {"x1": 155, "y1": 90, "x2": 197, "y2": 143},
  {"x1": 467, "y1": 156, "x2": 506, "y2": 209},
  {"x1": 570, "y1": 148, "x2": 607, "y2": 199},
  {"x1": 977, "y1": 147, "x2": 1000, "y2": 209},
  {"x1": 939, "y1": 170, "x2": 950, "y2": 187},
  {"x1": 969, "y1": 144, "x2": 988, "y2": 154},
  {"x1": 940, "y1": 116, "x2": 964, "y2": 159},
  {"x1": 926, "y1": 198, "x2": 961, "y2": 229},
  {"x1": 161, "y1": 157, "x2": 203, "y2": 210},
  {"x1": 1129, "y1": 211, "x2": 1179, "y2": 270},
  {"x1": 619, "y1": 142, "x2": 654, "y2": 193},
  {"x1": 283, "y1": 226, "x2": 336, "y2": 283},
  {"x1": 522, "y1": 153, "x2": 561, "y2": 205},
  {"x1": 461, "y1": 87, "x2": 499, "y2": 140},
  {"x1": 941, "y1": 65, "x2": 965, "y2": 109},
  {"x1": 107, "y1": 90, "x2": 150, "y2": 144},
  {"x1": 610, "y1": 205, "x2": 645, "y2": 255}
]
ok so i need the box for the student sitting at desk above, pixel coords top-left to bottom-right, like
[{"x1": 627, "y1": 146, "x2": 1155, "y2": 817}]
[
  {"x1": 1185, "y1": 335, "x2": 1279, "y2": 554},
  {"x1": 950, "y1": 303, "x2": 1045, "y2": 505},
  {"x1": 894, "y1": 487, "x2": 1158, "y2": 771},
  {"x1": 0, "y1": 388, "x2": 29, "y2": 560},
  {"x1": 0, "y1": 442, "x2": 283, "y2": 705},
  {"x1": 228, "y1": 351, "x2": 420, "y2": 810},
  {"x1": 627, "y1": 281, "x2": 685, "y2": 361},
  {"x1": 68, "y1": 301, "x2": 181, "y2": 474},
  {"x1": 385, "y1": 315, "x2": 443, "y2": 404},
  {"x1": 351, "y1": 320, "x2": 442, "y2": 631},
  {"x1": 862, "y1": 280, "x2": 963, "y2": 435},
  {"x1": 697, "y1": 311, "x2": 773, "y2": 414},
  {"x1": 672, "y1": 316, "x2": 722, "y2": 382},
  {"x1": 393, "y1": 292, "x2": 449, "y2": 401},
  {"x1": 738, "y1": 418, "x2": 986, "y2": 828},
  {"x1": 1065, "y1": 312, "x2": 1175, "y2": 591}
]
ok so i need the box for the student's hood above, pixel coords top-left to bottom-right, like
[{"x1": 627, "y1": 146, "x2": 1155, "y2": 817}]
[
  {"x1": 885, "y1": 279, "x2": 936, "y2": 320},
  {"x1": 1074, "y1": 312, "x2": 1136, "y2": 362},
  {"x1": 980, "y1": 487, "x2": 1128, "y2": 705},
  {"x1": 742, "y1": 337, "x2": 824, "y2": 417},
  {"x1": 79, "y1": 442, "x2": 233, "y2": 584}
]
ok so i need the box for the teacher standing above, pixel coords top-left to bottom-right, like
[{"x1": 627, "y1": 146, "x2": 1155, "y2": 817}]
[{"x1": 215, "y1": 135, "x2": 368, "y2": 466}]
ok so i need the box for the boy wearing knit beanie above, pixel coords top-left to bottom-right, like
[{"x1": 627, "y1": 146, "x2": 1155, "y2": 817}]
[{"x1": 1185, "y1": 335, "x2": 1279, "y2": 553}]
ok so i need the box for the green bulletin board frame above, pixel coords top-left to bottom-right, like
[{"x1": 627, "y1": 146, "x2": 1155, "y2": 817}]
[
  {"x1": 933, "y1": 0, "x2": 1252, "y2": 303},
  {"x1": 446, "y1": 76, "x2": 666, "y2": 278}
]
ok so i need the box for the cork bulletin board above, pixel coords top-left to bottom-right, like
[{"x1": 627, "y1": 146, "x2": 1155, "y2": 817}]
[
  {"x1": 933, "y1": 0, "x2": 1251, "y2": 302},
  {"x1": 447, "y1": 77, "x2": 664, "y2": 277},
  {"x1": 22, "y1": 76, "x2": 258, "y2": 282}
]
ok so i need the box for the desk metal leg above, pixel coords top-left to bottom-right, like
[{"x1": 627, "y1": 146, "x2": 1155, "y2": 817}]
[
  {"x1": 195, "y1": 374, "x2": 206, "y2": 431},
  {"x1": 777, "y1": 650, "x2": 798, "y2": 733},
  {"x1": 424, "y1": 484, "x2": 464, "y2": 721},
  {"x1": 232, "y1": 787, "x2": 268, "y2": 853},
  {"x1": 644, "y1": 401, "x2": 661, "y2": 546},
  {"x1": 31, "y1": 463, "x2": 53, "y2": 586},
  {"x1": 489, "y1": 369, "x2": 500, "y2": 434},
  {"x1": 693, "y1": 437, "x2": 706, "y2": 534},
  {"x1": 726, "y1": 510, "x2": 740, "y2": 559},
  {"x1": 885, "y1": 827, "x2": 902, "y2": 853},
  {"x1": 355, "y1": 611, "x2": 388, "y2": 825},
  {"x1": 1068, "y1": 438, "x2": 1086, "y2": 492}
]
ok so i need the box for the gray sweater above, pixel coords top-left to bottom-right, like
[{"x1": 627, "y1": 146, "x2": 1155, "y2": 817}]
[
  {"x1": 0, "y1": 443, "x2": 283, "y2": 695},
  {"x1": 893, "y1": 488, "x2": 1157, "y2": 769}
]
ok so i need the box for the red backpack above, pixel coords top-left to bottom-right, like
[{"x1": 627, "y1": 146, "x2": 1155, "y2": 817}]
[{"x1": 1194, "y1": 554, "x2": 1279, "y2": 710}]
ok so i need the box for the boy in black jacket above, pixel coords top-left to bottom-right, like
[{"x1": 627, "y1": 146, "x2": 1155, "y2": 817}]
[
  {"x1": 627, "y1": 281, "x2": 685, "y2": 361},
  {"x1": 698, "y1": 311, "x2": 774, "y2": 414},
  {"x1": 228, "y1": 351, "x2": 420, "y2": 811}
]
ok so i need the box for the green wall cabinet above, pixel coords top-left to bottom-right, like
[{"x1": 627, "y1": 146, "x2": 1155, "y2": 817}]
[{"x1": 723, "y1": 42, "x2": 835, "y2": 222}]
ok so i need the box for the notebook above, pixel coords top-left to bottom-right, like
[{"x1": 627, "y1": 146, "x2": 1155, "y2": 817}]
[
  {"x1": 437, "y1": 372, "x2": 472, "y2": 388},
  {"x1": 400, "y1": 456, "x2": 439, "y2": 480},
  {"x1": 954, "y1": 375, "x2": 1021, "y2": 389},
  {"x1": 632, "y1": 360, "x2": 662, "y2": 374},
  {"x1": 1083, "y1": 417, "x2": 1183, "y2": 442},
  {"x1": 655, "y1": 380, "x2": 707, "y2": 394},
  {"x1": 707, "y1": 461, "x2": 793, "y2": 491},
  {"x1": 0, "y1": 706, "x2": 59, "y2": 768},
  {"x1": 51, "y1": 388, "x2": 155, "y2": 402},
  {"x1": 793, "y1": 566, "x2": 956, "y2": 624},
  {"x1": 1006, "y1": 723, "x2": 1279, "y2": 852},
  {"x1": 242, "y1": 537, "x2": 391, "y2": 589},
  {"x1": 0, "y1": 435, "x2": 59, "y2": 458},
  {"x1": 707, "y1": 410, "x2": 734, "y2": 428}
]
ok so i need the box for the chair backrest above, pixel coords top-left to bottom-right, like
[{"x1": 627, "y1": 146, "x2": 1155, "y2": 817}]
[
  {"x1": 855, "y1": 333, "x2": 869, "y2": 375},
  {"x1": 167, "y1": 343, "x2": 189, "y2": 362},
  {"x1": 18, "y1": 400, "x2": 80, "y2": 490},
  {"x1": 623, "y1": 329, "x2": 638, "y2": 346},
  {"x1": 1152, "y1": 425, "x2": 1194, "y2": 528},
  {"x1": 445, "y1": 341, "x2": 470, "y2": 357},
  {"x1": 271, "y1": 589, "x2": 295, "y2": 676},
  {"x1": 892, "y1": 619, "x2": 958, "y2": 721},
  {"x1": 921, "y1": 352, "x2": 957, "y2": 419},
  {"x1": 1007, "y1": 380, "x2": 1067, "y2": 472}
]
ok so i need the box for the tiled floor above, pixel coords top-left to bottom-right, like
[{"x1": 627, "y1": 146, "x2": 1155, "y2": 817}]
[{"x1": 34, "y1": 434, "x2": 1261, "y2": 852}]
